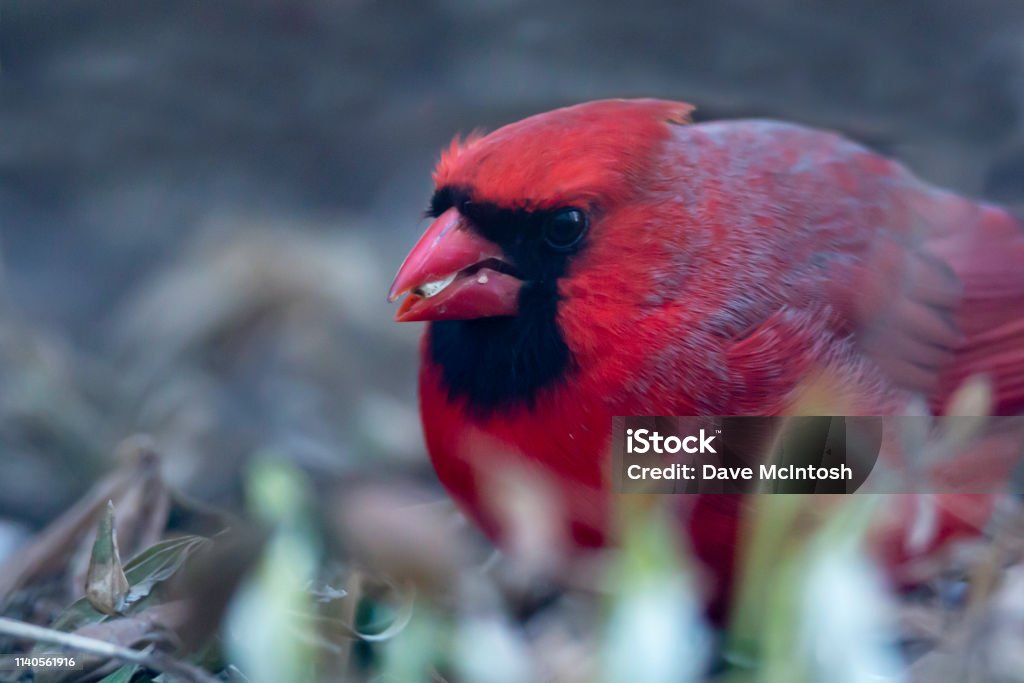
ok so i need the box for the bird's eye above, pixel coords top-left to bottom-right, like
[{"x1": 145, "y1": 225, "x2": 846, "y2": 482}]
[{"x1": 542, "y1": 208, "x2": 588, "y2": 251}]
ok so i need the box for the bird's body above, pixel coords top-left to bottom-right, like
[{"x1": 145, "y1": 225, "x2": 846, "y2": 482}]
[{"x1": 390, "y1": 100, "x2": 1024, "y2": 603}]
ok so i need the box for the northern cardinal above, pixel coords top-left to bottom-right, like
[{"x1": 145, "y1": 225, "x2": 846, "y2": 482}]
[{"x1": 388, "y1": 99, "x2": 1024, "y2": 607}]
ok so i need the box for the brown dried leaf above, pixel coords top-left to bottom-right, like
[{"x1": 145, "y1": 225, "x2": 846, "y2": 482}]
[
  {"x1": 0, "y1": 449, "x2": 164, "y2": 600},
  {"x1": 69, "y1": 439, "x2": 170, "y2": 597},
  {"x1": 85, "y1": 502, "x2": 129, "y2": 617},
  {"x1": 41, "y1": 535, "x2": 212, "y2": 638},
  {"x1": 33, "y1": 601, "x2": 190, "y2": 683},
  {"x1": 332, "y1": 482, "x2": 469, "y2": 594},
  {"x1": 166, "y1": 526, "x2": 267, "y2": 652}
]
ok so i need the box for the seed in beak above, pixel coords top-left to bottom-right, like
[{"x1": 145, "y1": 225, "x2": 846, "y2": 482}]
[{"x1": 413, "y1": 273, "x2": 457, "y2": 298}]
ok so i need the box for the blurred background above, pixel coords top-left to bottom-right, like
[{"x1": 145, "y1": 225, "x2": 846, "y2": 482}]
[
  {"x1": 1, "y1": 2, "x2": 1023, "y2": 681},
  {"x1": 3, "y1": 0, "x2": 1024, "y2": 521}
]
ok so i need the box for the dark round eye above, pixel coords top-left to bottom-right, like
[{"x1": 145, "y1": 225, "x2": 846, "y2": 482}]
[{"x1": 542, "y1": 208, "x2": 588, "y2": 251}]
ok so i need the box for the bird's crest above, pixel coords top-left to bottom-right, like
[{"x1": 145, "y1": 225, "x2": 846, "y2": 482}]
[{"x1": 431, "y1": 99, "x2": 696, "y2": 209}]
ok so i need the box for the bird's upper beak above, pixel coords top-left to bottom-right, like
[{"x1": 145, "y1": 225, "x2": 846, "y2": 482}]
[{"x1": 388, "y1": 207, "x2": 522, "y2": 322}]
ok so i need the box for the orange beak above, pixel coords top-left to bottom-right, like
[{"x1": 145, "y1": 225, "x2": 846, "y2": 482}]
[{"x1": 388, "y1": 208, "x2": 522, "y2": 322}]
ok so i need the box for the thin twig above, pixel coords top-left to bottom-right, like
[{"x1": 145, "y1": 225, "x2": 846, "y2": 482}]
[{"x1": 0, "y1": 616, "x2": 219, "y2": 683}]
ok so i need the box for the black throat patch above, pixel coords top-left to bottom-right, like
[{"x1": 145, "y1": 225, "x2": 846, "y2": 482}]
[{"x1": 424, "y1": 186, "x2": 580, "y2": 415}]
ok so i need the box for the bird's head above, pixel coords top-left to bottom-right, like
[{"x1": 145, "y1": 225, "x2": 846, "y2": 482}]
[
  {"x1": 389, "y1": 98, "x2": 693, "y2": 321},
  {"x1": 388, "y1": 99, "x2": 694, "y2": 411}
]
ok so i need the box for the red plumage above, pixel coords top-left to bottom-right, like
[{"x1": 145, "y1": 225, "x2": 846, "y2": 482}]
[{"x1": 391, "y1": 99, "x2": 1024, "y2": 607}]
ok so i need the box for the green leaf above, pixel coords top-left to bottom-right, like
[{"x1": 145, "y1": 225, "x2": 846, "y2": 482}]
[
  {"x1": 382, "y1": 606, "x2": 450, "y2": 683},
  {"x1": 602, "y1": 499, "x2": 709, "y2": 683},
  {"x1": 726, "y1": 494, "x2": 806, "y2": 662},
  {"x1": 725, "y1": 494, "x2": 886, "y2": 682},
  {"x1": 123, "y1": 534, "x2": 211, "y2": 603},
  {"x1": 97, "y1": 664, "x2": 140, "y2": 683},
  {"x1": 226, "y1": 458, "x2": 320, "y2": 683},
  {"x1": 48, "y1": 535, "x2": 210, "y2": 634}
]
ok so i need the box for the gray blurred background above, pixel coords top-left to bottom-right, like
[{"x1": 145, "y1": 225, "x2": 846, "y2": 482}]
[{"x1": 1, "y1": 0, "x2": 1023, "y2": 532}]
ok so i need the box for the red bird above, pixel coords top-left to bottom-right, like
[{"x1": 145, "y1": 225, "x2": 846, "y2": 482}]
[{"x1": 388, "y1": 99, "x2": 1024, "y2": 604}]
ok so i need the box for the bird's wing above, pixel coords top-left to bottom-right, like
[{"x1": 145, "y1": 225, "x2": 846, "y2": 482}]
[
  {"x1": 738, "y1": 125, "x2": 1024, "y2": 414},
  {"x1": 817, "y1": 192, "x2": 1024, "y2": 415},
  {"x1": 931, "y1": 202, "x2": 1024, "y2": 414}
]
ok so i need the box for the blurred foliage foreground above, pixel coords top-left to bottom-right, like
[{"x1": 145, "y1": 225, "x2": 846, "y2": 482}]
[
  {"x1": 0, "y1": 230, "x2": 1023, "y2": 682},
  {"x1": 0, "y1": 429, "x2": 1023, "y2": 683}
]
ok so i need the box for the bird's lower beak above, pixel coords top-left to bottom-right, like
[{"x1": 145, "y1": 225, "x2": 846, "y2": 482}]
[{"x1": 388, "y1": 207, "x2": 522, "y2": 322}]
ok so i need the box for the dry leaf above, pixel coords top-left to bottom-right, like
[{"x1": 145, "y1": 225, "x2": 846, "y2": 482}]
[
  {"x1": 85, "y1": 502, "x2": 130, "y2": 617},
  {"x1": 0, "y1": 452, "x2": 160, "y2": 600},
  {"x1": 69, "y1": 438, "x2": 170, "y2": 596},
  {"x1": 34, "y1": 601, "x2": 190, "y2": 683}
]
